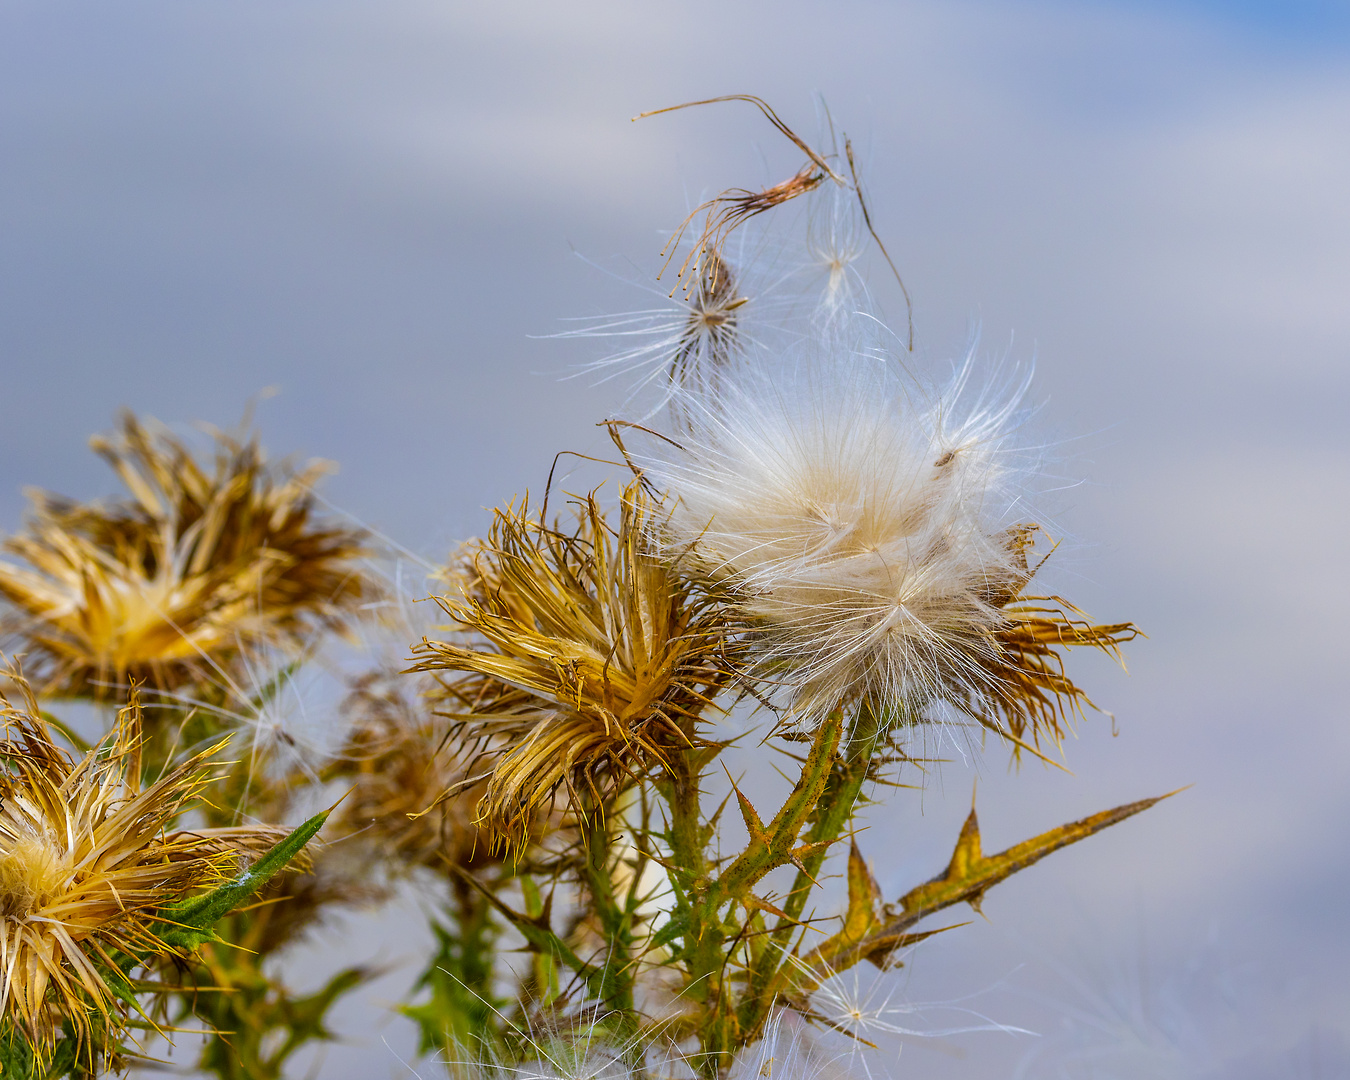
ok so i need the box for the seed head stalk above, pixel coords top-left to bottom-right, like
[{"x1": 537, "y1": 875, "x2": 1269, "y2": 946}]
[
  {"x1": 740, "y1": 697, "x2": 893, "y2": 1043},
  {"x1": 650, "y1": 708, "x2": 846, "y2": 1075}
]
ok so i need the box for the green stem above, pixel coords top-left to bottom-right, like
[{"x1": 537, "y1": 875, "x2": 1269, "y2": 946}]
[
  {"x1": 578, "y1": 798, "x2": 638, "y2": 1021},
  {"x1": 660, "y1": 735, "x2": 725, "y2": 1075},
  {"x1": 658, "y1": 712, "x2": 845, "y2": 1076},
  {"x1": 405, "y1": 875, "x2": 502, "y2": 1056},
  {"x1": 739, "y1": 700, "x2": 886, "y2": 1042}
]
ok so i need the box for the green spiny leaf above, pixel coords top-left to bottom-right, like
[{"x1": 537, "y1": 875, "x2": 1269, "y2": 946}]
[
  {"x1": 159, "y1": 809, "x2": 329, "y2": 950},
  {"x1": 790, "y1": 842, "x2": 962, "y2": 992},
  {"x1": 853, "y1": 791, "x2": 1177, "y2": 963},
  {"x1": 452, "y1": 867, "x2": 596, "y2": 982},
  {"x1": 842, "y1": 841, "x2": 884, "y2": 943},
  {"x1": 651, "y1": 911, "x2": 689, "y2": 952},
  {"x1": 732, "y1": 784, "x2": 768, "y2": 845},
  {"x1": 714, "y1": 711, "x2": 843, "y2": 903}
]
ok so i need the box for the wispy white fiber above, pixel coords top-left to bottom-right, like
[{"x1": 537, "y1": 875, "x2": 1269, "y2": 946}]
[
  {"x1": 140, "y1": 641, "x2": 346, "y2": 791},
  {"x1": 637, "y1": 317, "x2": 1040, "y2": 726},
  {"x1": 804, "y1": 183, "x2": 870, "y2": 334},
  {"x1": 558, "y1": 181, "x2": 882, "y2": 419}
]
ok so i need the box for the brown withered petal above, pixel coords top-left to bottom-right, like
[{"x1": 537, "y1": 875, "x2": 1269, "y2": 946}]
[
  {"x1": 407, "y1": 482, "x2": 738, "y2": 843},
  {"x1": 0, "y1": 411, "x2": 378, "y2": 701},
  {"x1": 663, "y1": 164, "x2": 827, "y2": 286},
  {"x1": 639, "y1": 96, "x2": 844, "y2": 288}
]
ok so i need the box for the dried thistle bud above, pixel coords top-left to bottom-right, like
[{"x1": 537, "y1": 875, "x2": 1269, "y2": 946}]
[
  {"x1": 332, "y1": 671, "x2": 498, "y2": 874},
  {"x1": 669, "y1": 250, "x2": 747, "y2": 399},
  {"x1": 559, "y1": 248, "x2": 751, "y2": 423},
  {"x1": 0, "y1": 665, "x2": 281, "y2": 1065},
  {"x1": 408, "y1": 482, "x2": 736, "y2": 843},
  {"x1": 0, "y1": 411, "x2": 379, "y2": 701}
]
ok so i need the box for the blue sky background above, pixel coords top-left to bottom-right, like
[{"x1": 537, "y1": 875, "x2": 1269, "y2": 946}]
[
  {"x1": 1137, "y1": 0, "x2": 1350, "y2": 41},
  {"x1": 2, "y1": 2, "x2": 1349, "y2": 1077}
]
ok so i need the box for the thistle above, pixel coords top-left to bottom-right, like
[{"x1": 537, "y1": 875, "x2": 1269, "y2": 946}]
[
  {"x1": 0, "y1": 665, "x2": 282, "y2": 1067},
  {"x1": 409, "y1": 482, "x2": 738, "y2": 841},
  {"x1": 0, "y1": 411, "x2": 377, "y2": 701},
  {"x1": 0, "y1": 96, "x2": 1170, "y2": 1080},
  {"x1": 396, "y1": 97, "x2": 1160, "y2": 1080}
]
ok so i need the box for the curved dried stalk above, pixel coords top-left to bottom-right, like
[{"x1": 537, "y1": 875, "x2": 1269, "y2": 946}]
[{"x1": 635, "y1": 95, "x2": 912, "y2": 349}]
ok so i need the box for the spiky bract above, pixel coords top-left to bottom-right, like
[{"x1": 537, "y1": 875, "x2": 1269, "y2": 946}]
[
  {"x1": 0, "y1": 412, "x2": 377, "y2": 701},
  {"x1": 409, "y1": 483, "x2": 736, "y2": 841},
  {"x1": 0, "y1": 667, "x2": 276, "y2": 1063},
  {"x1": 960, "y1": 525, "x2": 1138, "y2": 748},
  {"x1": 639, "y1": 346, "x2": 1134, "y2": 748}
]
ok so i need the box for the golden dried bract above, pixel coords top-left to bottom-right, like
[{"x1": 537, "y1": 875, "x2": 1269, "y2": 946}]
[
  {"x1": 0, "y1": 411, "x2": 378, "y2": 701},
  {"x1": 955, "y1": 524, "x2": 1140, "y2": 753},
  {"x1": 0, "y1": 665, "x2": 279, "y2": 1065},
  {"x1": 408, "y1": 482, "x2": 737, "y2": 843}
]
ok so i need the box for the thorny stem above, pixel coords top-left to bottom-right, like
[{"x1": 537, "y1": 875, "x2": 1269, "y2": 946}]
[
  {"x1": 659, "y1": 713, "x2": 845, "y2": 1076},
  {"x1": 422, "y1": 874, "x2": 502, "y2": 1053},
  {"x1": 576, "y1": 795, "x2": 640, "y2": 1036},
  {"x1": 739, "y1": 699, "x2": 887, "y2": 1043},
  {"x1": 660, "y1": 722, "x2": 720, "y2": 1074}
]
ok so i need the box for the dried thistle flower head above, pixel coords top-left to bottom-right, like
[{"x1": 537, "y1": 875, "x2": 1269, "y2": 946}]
[
  {"x1": 333, "y1": 671, "x2": 496, "y2": 874},
  {"x1": 639, "y1": 340, "x2": 1135, "y2": 750},
  {"x1": 0, "y1": 665, "x2": 276, "y2": 1063},
  {"x1": 408, "y1": 482, "x2": 735, "y2": 841},
  {"x1": 0, "y1": 411, "x2": 378, "y2": 700}
]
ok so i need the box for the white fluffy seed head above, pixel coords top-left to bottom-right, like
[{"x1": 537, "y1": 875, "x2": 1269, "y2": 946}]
[{"x1": 638, "y1": 331, "x2": 1038, "y2": 726}]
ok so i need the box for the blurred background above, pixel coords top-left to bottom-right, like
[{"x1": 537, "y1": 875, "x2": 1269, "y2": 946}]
[{"x1": 2, "y1": 1, "x2": 1348, "y2": 1076}]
